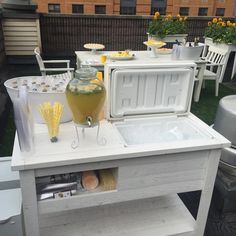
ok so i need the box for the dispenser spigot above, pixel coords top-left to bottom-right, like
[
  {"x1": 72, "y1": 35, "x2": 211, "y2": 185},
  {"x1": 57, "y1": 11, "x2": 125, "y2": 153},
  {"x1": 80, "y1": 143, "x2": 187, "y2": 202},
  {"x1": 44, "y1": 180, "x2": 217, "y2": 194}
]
[{"x1": 86, "y1": 116, "x2": 92, "y2": 127}]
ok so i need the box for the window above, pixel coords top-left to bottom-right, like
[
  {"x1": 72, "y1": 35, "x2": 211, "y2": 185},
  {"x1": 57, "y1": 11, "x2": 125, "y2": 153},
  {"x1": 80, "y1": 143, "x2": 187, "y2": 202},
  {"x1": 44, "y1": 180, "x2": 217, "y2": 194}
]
[
  {"x1": 216, "y1": 8, "x2": 225, "y2": 16},
  {"x1": 151, "y1": 0, "x2": 166, "y2": 15},
  {"x1": 120, "y1": 6, "x2": 136, "y2": 15},
  {"x1": 95, "y1": 5, "x2": 106, "y2": 14},
  {"x1": 72, "y1": 4, "x2": 84, "y2": 14},
  {"x1": 179, "y1": 7, "x2": 189, "y2": 16},
  {"x1": 120, "y1": 0, "x2": 136, "y2": 15},
  {"x1": 198, "y1": 8, "x2": 208, "y2": 16},
  {"x1": 151, "y1": 7, "x2": 166, "y2": 15},
  {"x1": 48, "y1": 4, "x2": 60, "y2": 13}
]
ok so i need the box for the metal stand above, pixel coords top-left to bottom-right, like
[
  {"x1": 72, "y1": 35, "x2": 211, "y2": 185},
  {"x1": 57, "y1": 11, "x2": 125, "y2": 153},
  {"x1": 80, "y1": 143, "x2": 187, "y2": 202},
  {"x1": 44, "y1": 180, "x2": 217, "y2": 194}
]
[{"x1": 71, "y1": 122, "x2": 106, "y2": 149}]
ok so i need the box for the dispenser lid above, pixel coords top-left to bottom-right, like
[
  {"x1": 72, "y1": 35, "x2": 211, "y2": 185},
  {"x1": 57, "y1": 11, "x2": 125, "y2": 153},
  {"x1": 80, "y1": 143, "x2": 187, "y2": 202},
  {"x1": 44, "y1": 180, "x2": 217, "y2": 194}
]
[
  {"x1": 75, "y1": 66, "x2": 97, "y2": 79},
  {"x1": 110, "y1": 67, "x2": 194, "y2": 118}
]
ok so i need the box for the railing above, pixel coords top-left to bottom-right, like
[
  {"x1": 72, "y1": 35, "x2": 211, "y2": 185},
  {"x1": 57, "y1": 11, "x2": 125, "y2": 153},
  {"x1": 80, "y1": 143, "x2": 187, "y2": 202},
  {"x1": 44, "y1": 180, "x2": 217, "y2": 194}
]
[
  {"x1": 40, "y1": 14, "x2": 234, "y2": 57},
  {"x1": 0, "y1": 15, "x2": 6, "y2": 66}
]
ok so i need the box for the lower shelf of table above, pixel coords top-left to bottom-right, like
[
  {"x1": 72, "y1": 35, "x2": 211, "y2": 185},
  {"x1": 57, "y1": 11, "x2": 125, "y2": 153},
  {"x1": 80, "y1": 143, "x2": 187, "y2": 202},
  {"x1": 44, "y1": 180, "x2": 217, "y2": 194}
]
[{"x1": 40, "y1": 194, "x2": 195, "y2": 236}]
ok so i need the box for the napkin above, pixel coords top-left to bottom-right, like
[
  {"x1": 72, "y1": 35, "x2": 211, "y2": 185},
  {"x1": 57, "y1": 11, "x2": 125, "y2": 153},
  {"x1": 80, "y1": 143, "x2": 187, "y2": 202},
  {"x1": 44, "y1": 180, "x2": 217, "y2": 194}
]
[{"x1": 12, "y1": 86, "x2": 34, "y2": 153}]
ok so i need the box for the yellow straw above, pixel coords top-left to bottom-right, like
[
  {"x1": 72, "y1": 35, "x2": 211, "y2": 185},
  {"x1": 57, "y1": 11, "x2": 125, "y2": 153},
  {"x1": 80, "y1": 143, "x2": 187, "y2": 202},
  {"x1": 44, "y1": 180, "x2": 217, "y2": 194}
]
[{"x1": 38, "y1": 102, "x2": 64, "y2": 142}]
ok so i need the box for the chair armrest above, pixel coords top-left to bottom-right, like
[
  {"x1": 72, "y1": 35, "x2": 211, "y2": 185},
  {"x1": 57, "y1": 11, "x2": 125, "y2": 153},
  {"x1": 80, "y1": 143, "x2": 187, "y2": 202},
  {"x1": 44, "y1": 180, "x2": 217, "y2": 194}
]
[
  {"x1": 206, "y1": 62, "x2": 224, "y2": 66},
  {"x1": 40, "y1": 68, "x2": 74, "y2": 72},
  {"x1": 42, "y1": 60, "x2": 70, "y2": 64}
]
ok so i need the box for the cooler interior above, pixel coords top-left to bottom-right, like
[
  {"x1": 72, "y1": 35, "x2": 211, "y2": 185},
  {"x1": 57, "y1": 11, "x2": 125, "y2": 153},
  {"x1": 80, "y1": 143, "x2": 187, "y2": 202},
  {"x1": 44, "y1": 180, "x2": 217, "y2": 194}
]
[{"x1": 114, "y1": 116, "x2": 212, "y2": 146}]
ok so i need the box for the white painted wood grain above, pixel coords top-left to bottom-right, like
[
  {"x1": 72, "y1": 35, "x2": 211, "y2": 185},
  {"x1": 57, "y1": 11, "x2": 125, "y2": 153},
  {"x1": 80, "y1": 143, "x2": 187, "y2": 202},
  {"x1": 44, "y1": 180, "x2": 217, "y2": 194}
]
[
  {"x1": 5, "y1": 51, "x2": 35, "y2": 55},
  {"x1": 20, "y1": 170, "x2": 40, "y2": 236},
  {"x1": 34, "y1": 150, "x2": 208, "y2": 177},
  {"x1": 4, "y1": 31, "x2": 37, "y2": 36},
  {"x1": 2, "y1": 18, "x2": 41, "y2": 56},
  {"x1": 119, "y1": 151, "x2": 208, "y2": 178},
  {"x1": 38, "y1": 179, "x2": 202, "y2": 215},
  {"x1": 5, "y1": 46, "x2": 37, "y2": 51},
  {"x1": 40, "y1": 194, "x2": 195, "y2": 236},
  {"x1": 5, "y1": 41, "x2": 38, "y2": 46},
  {"x1": 195, "y1": 149, "x2": 221, "y2": 236},
  {"x1": 3, "y1": 26, "x2": 37, "y2": 32},
  {"x1": 118, "y1": 169, "x2": 205, "y2": 190},
  {"x1": 2, "y1": 18, "x2": 35, "y2": 26},
  {"x1": 5, "y1": 36, "x2": 38, "y2": 41}
]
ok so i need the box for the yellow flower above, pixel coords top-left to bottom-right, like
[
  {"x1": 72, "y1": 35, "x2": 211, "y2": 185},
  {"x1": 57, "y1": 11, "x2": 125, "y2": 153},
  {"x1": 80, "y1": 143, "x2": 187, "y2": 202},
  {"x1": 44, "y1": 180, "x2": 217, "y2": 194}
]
[
  {"x1": 212, "y1": 18, "x2": 217, "y2": 23},
  {"x1": 218, "y1": 18, "x2": 222, "y2": 22},
  {"x1": 154, "y1": 15, "x2": 158, "y2": 20},
  {"x1": 233, "y1": 23, "x2": 236, "y2": 27},
  {"x1": 154, "y1": 11, "x2": 160, "y2": 18},
  {"x1": 179, "y1": 17, "x2": 183, "y2": 22},
  {"x1": 222, "y1": 22, "x2": 226, "y2": 27},
  {"x1": 217, "y1": 22, "x2": 222, "y2": 26},
  {"x1": 177, "y1": 14, "x2": 181, "y2": 18},
  {"x1": 184, "y1": 16, "x2": 187, "y2": 21},
  {"x1": 227, "y1": 20, "x2": 231, "y2": 26},
  {"x1": 167, "y1": 14, "x2": 172, "y2": 19},
  {"x1": 208, "y1": 22, "x2": 212, "y2": 26}
]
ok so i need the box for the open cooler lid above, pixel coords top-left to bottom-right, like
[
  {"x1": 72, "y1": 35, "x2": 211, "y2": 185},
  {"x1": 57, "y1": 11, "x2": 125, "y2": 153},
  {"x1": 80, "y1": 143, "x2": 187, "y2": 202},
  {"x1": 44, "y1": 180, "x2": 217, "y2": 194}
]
[{"x1": 110, "y1": 67, "x2": 194, "y2": 118}]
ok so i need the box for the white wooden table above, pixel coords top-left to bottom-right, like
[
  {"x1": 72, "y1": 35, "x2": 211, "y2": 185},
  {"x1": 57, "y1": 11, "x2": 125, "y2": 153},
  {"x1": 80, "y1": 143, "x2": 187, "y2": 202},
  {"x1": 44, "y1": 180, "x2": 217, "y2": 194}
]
[
  {"x1": 12, "y1": 112, "x2": 230, "y2": 236},
  {"x1": 75, "y1": 50, "x2": 206, "y2": 102}
]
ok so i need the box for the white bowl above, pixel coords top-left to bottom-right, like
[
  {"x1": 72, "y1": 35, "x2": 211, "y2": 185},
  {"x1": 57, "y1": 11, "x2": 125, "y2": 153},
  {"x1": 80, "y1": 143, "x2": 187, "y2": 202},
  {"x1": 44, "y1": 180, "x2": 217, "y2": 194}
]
[
  {"x1": 179, "y1": 45, "x2": 204, "y2": 60},
  {"x1": 4, "y1": 77, "x2": 72, "y2": 124}
]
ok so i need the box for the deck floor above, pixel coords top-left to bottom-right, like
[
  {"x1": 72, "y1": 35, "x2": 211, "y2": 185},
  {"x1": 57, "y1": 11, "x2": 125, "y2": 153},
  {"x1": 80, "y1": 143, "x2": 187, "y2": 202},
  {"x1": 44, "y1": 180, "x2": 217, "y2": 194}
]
[{"x1": 0, "y1": 62, "x2": 236, "y2": 236}]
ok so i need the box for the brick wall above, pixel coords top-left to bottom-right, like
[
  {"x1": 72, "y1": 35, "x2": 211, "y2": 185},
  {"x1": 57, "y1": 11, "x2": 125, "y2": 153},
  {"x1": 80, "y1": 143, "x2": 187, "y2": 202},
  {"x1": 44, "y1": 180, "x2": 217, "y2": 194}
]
[
  {"x1": 169, "y1": 0, "x2": 235, "y2": 17},
  {"x1": 33, "y1": 0, "x2": 115, "y2": 14},
  {"x1": 32, "y1": 0, "x2": 235, "y2": 16}
]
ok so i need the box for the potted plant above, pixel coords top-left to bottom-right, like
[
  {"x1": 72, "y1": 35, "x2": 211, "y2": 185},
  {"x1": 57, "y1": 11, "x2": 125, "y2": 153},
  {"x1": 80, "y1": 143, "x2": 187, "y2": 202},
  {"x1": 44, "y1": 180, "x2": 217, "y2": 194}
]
[
  {"x1": 204, "y1": 17, "x2": 236, "y2": 80},
  {"x1": 147, "y1": 12, "x2": 188, "y2": 43},
  {"x1": 205, "y1": 18, "x2": 236, "y2": 50}
]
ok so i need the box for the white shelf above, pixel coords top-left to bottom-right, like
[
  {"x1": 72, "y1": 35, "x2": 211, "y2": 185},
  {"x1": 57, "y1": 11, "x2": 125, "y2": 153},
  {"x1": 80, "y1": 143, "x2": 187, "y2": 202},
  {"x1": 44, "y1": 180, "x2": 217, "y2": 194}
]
[{"x1": 40, "y1": 194, "x2": 195, "y2": 236}]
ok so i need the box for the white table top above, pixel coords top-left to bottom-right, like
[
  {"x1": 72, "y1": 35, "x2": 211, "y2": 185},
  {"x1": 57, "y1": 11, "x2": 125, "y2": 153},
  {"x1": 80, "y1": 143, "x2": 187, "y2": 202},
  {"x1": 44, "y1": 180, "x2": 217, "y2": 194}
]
[
  {"x1": 12, "y1": 114, "x2": 230, "y2": 171},
  {"x1": 75, "y1": 50, "x2": 205, "y2": 69}
]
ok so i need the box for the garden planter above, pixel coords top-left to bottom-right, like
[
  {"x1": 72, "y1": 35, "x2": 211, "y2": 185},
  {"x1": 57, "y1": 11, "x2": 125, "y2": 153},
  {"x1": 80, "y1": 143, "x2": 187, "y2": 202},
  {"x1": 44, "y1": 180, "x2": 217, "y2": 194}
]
[
  {"x1": 204, "y1": 37, "x2": 236, "y2": 52},
  {"x1": 148, "y1": 34, "x2": 187, "y2": 43}
]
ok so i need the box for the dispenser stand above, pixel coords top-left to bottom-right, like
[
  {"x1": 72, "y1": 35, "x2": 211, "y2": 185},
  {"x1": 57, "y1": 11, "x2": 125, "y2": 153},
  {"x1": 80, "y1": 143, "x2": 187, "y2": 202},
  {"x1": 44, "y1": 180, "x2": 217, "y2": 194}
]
[{"x1": 71, "y1": 122, "x2": 107, "y2": 149}]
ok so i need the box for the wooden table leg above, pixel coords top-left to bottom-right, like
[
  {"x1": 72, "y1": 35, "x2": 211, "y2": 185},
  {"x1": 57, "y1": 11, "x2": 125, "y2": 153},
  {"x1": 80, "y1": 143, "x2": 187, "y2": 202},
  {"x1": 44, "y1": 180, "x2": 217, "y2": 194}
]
[
  {"x1": 231, "y1": 52, "x2": 236, "y2": 80},
  {"x1": 193, "y1": 62, "x2": 206, "y2": 102},
  {"x1": 20, "y1": 170, "x2": 40, "y2": 236},
  {"x1": 195, "y1": 149, "x2": 221, "y2": 236}
]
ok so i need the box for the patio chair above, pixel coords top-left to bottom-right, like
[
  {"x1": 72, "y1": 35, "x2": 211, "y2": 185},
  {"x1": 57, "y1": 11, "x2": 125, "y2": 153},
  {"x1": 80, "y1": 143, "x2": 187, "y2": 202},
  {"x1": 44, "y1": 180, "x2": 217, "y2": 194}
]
[
  {"x1": 201, "y1": 45, "x2": 229, "y2": 96},
  {"x1": 34, "y1": 47, "x2": 74, "y2": 76}
]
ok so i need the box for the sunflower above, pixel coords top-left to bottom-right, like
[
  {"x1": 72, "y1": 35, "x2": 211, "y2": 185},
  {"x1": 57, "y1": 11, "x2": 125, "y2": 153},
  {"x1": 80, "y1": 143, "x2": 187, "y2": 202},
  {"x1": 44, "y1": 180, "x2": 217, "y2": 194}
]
[
  {"x1": 154, "y1": 11, "x2": 160, "y2": 18},
  {"x1": 212, "y1": 18, "x2": 217, "y2": 23}
]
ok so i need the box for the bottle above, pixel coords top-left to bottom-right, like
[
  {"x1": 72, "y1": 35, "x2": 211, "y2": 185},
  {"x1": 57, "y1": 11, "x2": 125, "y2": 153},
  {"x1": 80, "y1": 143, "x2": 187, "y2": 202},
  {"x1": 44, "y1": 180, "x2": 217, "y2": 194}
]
[
  {"x1": 65, "y1": 66, "x2": 106, "y2": 127},
  {"x1": 194, "y1": 37, "x2": 199, "y2": 47}
]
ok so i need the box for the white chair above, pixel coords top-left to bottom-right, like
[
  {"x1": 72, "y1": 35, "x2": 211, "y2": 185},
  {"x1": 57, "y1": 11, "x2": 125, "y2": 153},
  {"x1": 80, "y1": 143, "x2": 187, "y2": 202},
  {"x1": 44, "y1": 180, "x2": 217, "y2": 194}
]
[
  {"x1": 34, "y1": 47, "x2": 74, "y2": 76},
  {"x1": 201, "y1": 45, "x2": 229, "y2": 96}
]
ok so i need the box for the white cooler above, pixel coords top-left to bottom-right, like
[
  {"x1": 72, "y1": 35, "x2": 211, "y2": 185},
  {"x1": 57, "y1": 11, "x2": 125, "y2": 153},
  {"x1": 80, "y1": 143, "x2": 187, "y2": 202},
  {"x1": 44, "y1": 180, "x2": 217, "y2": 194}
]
[{"x1": 105, "y1": 65, "x2": 214, "y2": 146}]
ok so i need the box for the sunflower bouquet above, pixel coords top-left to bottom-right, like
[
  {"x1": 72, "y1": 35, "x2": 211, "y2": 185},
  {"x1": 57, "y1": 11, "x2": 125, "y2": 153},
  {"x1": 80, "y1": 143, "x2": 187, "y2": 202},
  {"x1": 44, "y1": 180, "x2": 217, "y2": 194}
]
[
  {"x1": 205, "y1": 18, "x2": 236, "y2": 45},
  {"x1": 147, "y1": 12, "x2": 187, "y2": 39}
]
